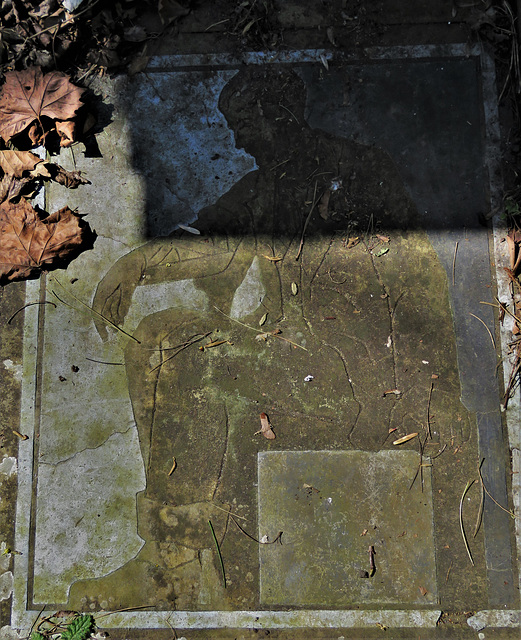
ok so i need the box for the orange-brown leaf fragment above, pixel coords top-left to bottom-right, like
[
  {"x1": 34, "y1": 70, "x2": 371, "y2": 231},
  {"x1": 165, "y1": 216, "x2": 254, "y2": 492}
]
[
  {"x1": 258, "y1": 412, "x2": 276, "y2": 440},
  {"x1": 0, "y1": 67, "x2": 85, "y2": 145},
  {"x1": 0, "y1": 199, "x2": 93, "y2": 285}
]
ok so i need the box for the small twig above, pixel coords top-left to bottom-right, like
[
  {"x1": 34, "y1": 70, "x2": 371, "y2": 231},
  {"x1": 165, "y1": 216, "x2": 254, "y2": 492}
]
[
  {"x1": 426, "y1": 381, "x2": 434, "y2": 439},
  {"x1": 208, "y1": 519, "x2": 226, "y2": 588},
  {"x1": 7, "y1": 301, "x2": 56, "y2": 324},
  {"x1": 459, "y1": 480, "x2": 475, "y2": 566},
  {"x1": 167, "y1": 457, "x2": 176, "y2": 476},
  {"x1": 149, "y1": 333, "x2": 210, "y2": 373},
  {"x1": 29, "y1": 605, "x2": 47, "y2": 639},
  {"x1": 469, "y1": 313, "x2": 496, "y2": 350},
  {"x1": 51, "y1": 278, "x2": 141, "y2": 344},
  {"x1": 478, "y1": 458, "x2": 517, "y2": 519},
  {"x1": 429, "y1": 443, "x2": 447, "y2": 460},
  {"x1": 230, "y1": 516, "x2": 282, "y2": 544},
  {"x1": 409, "y1": 433, "x2": 428, "y2": 491},
  {"x1": 213, "y1": 306, "x2": 307, "y2": 351},
  {"x1": 12, "y1": 430, "x2": 29, "y2": 440},
  {"x1": 295, "y1": 181, "x2": 320, "y2": 261},
  {"x1": 204, "y1": 17, "x2": 230, "y2": 31},
  {"x1": 269, "y1": 158, "x2": 291, "y2": 172},
  {"x1": 452, "y1": 241, "x2": 458, "y2": 286},
  {"x1": 210, "y1": 503, "x2": 247, "y2": 521},
  {"x1": 481, "y1": 298, "x2": 521, "y2": 326},
  {"x1": 96, "y1": 605, "x2": 155, "y2": 619},
  {"x1": 474, "y1": 459, "x2": 485, "y2": 537},
  {"x1": 85, "y1": 357, "x2": 123, "y2": 366},
  {"x1": 24, "y1": 0, "x2": 102, "y2": 42},
  {"x1": 445, "y1": 560, "x2": 453, "y2": 583},
  {"x1": 278, "y1": 102, "x2": 299, "y2": 124}
]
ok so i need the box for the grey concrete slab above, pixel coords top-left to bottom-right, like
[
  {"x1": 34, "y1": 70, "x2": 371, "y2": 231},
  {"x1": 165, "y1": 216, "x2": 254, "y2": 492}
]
[
  {"x1": 258, "y1": 450, "x2": 437, "y2": 606},
  {"x1": 6, "y1": 45, "x2": 519, "y2": 635}
]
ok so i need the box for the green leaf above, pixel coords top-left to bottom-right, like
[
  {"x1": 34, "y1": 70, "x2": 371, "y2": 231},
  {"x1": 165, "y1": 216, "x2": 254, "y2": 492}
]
[
  {"x1": 30, "y1": 633, "x2": 46, "y2": 640},
  {"x1": 61, "y1": 614, "x2": 94, "y2": 640},
  {"x1": 374, "y1": 247, "x2": 389, "y2": 257}
]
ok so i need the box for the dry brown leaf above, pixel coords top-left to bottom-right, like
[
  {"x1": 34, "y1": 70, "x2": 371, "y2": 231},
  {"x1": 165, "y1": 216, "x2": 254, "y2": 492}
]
[
  {"x1": 0, "y1": 67, "x2": 85, "y2": 145},
  {"x1": 0, "y1": 198, "x2": 93, "y2": 285},
  {"x1": 0, "y1": 174, "x2": 32, "y2": 204},
  {"x1": 51, "y1": 166, "x2": 90, "y2": 189},
  {"x1": 257, "y1": 412, "x2": 275, "y2": 440},
  {"x1": 393, "y1": 432, "x2": 418, "y2": 446},
  {"x1": 55, "y1": 120, "x2": 76, "y2": 147},
  {"x1": 419, "y1": 586, "x2": 428, "y2": 596},
  {"x1": 0, "y1": 150, "x2": 43, "y2": 178}
]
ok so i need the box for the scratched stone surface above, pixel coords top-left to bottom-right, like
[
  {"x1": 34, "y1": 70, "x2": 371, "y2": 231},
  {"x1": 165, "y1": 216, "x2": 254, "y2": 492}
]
[
  {"x1": 258, "y1": 450, "x2": 437, "y2": 606},
  {"x1": 12, "y1": 51, "x2": 516, "y2": 629}
]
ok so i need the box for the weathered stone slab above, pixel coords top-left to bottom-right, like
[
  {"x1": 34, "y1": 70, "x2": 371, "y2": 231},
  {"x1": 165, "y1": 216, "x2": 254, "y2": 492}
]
[{"x1": 258, "y1": 450, "x2": 437, "y2": 606}]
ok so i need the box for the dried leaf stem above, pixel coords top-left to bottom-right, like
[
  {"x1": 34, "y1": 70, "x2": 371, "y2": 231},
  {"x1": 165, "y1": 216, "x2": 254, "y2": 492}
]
[
  {"x1": 7, "y1": 301, "x2": 56, "y2": 324},
  {"x1": 474, "y1": 459, "x2": 485, "y2": 538},
  {"x1": 230, "y1": 515, "x2": 283, "y2": 544},
  {"x1": 459, "y1": 479, "x2": 475, "y2": 566},
  {"x1": 478, "y1": 458, "x2": 517, "y2": 519},
  {"x1": 295, "y1": 180, "x2": 320, "y2": 261},
  {"x1": 51, "y1": 277, "x2": 141, "y2": 343},
  {"x1": 452, "y1": 241, "x2": 458, "y2": 286},
  {"x1": 213, "y1": 305, "x2": 307, "y2": 351},
  {"x1": 208, "y1": 519, "x2": 226, "y2": 588},
  {"x1": 469, "y1": 312, "x2": 496, "y2": 350},
  {"x1": 149, "y1": 332, "x2": 211, "y2": 373}
]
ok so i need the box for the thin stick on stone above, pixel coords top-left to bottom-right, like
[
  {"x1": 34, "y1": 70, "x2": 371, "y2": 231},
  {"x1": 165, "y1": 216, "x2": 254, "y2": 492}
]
[{"x1": 459, "y1": 480, "x2": 475, "y2": 566}]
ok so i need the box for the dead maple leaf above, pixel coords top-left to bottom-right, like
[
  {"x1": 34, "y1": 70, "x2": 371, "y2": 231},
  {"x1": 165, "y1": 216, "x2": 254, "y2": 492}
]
[
  {"x1": 0, "y1": 150, "x2": 90, "y2": 195},
  {"x1": 0, "y1": 150, "x2": 43, "y2": 178},
  {"x1": 0, "y1": 175, "x2": 33, "y2": 204},
  {"x1": 0, "y1": 67, "x2": 85, "y2": 146},
  {"x1": 0, "y1": 198, "x2": 94, "y2": 285},
  {"x1": 255, "y1": 412, "x2": 276, "y2": 440}
]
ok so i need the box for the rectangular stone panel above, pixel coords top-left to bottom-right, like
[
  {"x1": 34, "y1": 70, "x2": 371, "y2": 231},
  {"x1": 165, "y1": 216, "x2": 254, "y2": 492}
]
[{"x1": 258, "y1": 450, "x2": 437, "y2": 606}]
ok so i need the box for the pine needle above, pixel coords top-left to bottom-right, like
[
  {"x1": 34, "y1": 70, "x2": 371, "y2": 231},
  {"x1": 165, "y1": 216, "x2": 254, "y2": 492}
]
[
  {"x1": 459, "y1": 480, "x2": 475, "y2": 566},
  {"x1": 208, "y1": 519, "x2": 226, "y2": 588}
]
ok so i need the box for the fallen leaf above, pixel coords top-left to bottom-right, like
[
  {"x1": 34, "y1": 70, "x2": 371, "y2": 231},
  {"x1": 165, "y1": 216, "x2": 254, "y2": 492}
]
[
  {"x1": 0, "y1": 67, "x2": 85, "y2": 145},
  {"x1": 0, "y1": 198, "x2": 93, "y2": 285},
  {"x1": 0, "y1": 150, "x2": 43, "y2": 178},
  {"x1": 259, "y1": 312, "x2": 268, "y2": 326},
  {"x1": 393, "y1": 433, "x2": 418, "y2": 446},
  {"x1": 360, "y1": 528, "x2": 368, "y2": 536},
  {"x1": 291, "y1": 282, "x2": 298, "y2": 295},
  {"x1": 374, "y1": 247, "x2": 389, "y2": 257},
  {"x1": 55, "y1": 120, "x2": 76, "y2": 147},
  {"x1": 419, "y1": 586, "x2": 428, "y2": 596},
  {"x1": 0, "y1": 174, "x2": 33, "y2": 204},
  {"x1": 376, "y1": 234, "x2": 390, "y2": 243},
  {"x1": 51, "y1": 166, "x2": 90, "y2": 189},
  {"x1": 256, "y1": 412, "x2": 275, "y2": 440},
  {"x1": 344, "y1": 237, "x2": 359, "y2": 249}
]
